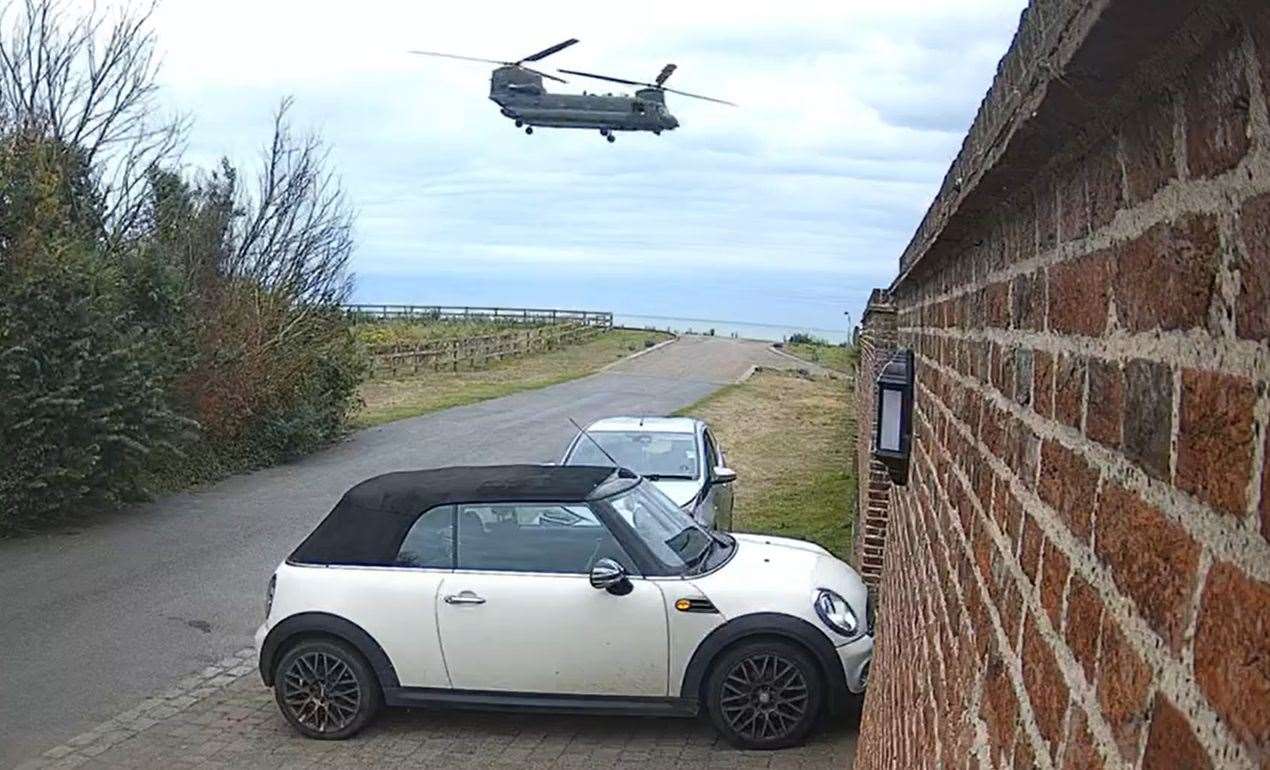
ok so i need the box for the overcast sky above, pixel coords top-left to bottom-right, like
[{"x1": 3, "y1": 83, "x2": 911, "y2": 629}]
[{"x1": 146, "y1": 0, "x2": 1025, "y2": 336}]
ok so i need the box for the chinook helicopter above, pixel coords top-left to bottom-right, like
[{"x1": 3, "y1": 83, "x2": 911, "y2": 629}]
[{"x1": 408, "y1": 39, "x2": 734, "y2": 142}]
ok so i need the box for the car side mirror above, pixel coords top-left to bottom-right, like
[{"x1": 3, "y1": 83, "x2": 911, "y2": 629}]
[
  {"x1": 712, "y1": 466, "x2": 737, "y2": 484},
  {"x1": 590, "y1": 558, "x2": 631, "y2": 595}
]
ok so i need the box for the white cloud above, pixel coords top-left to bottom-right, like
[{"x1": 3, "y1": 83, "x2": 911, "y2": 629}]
[{"x1": 135, "y1": 0, "x2": 1024, "y2": 327}]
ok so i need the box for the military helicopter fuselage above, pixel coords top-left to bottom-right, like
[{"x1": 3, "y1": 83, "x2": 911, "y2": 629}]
[
  {"x1": 409, "y1": 39, "x2": 731, "y2": 142},
  {"x1": 490, "y1": 66, "x2": 679, "y2": 134}
]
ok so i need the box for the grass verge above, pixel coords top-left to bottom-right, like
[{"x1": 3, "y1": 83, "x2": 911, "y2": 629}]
[
  {"x1": 353, "y1": 329, "x2": 672, "y2": 429},
  {"x1": 782, "y1": 342, "x2": 856, "y2": 373},
  {"x1": 675, "y1": 370, "x2": 856, "y2": 560}
]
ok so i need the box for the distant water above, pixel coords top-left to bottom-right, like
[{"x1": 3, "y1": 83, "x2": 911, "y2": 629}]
[{"x1": 614, "y1": 314, "x2": 850, "y2": 345}]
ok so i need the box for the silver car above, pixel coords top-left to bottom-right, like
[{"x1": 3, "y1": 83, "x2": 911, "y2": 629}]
[{"x1": 561, "y1": 416, "x2": 736, "y2": 529}]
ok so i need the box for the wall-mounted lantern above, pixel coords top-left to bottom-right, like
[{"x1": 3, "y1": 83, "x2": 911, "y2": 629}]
[{"x1": 873, "y1": 349, "x2": 915, "y2": 485}]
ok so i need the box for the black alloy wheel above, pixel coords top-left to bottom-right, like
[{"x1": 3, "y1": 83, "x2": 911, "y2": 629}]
[
  {"x1": 706, "y1": 640, "x2": 823, "y2": 749},
  {"x1": 274, "y1": 639, "x2": 379, "y2": 739}
]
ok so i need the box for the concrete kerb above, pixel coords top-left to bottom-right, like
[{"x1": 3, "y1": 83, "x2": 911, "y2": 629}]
[
  {"x1": 597, "y1": 333, "x2": 679, "y2": 372},
  {"x1": 15, "y1": 647, "x2": 258, "y2": 770},
  {"x1": 765, "y1": 344, "x2": 841, "y2": 379}
]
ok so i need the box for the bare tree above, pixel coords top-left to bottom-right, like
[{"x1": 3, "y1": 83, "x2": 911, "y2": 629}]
[
  {"x1": 230, "y1": 98, "x2": 355, "y2": 310},
  {"x1": 0, "y1": 0, "x2": 184, "y2": 242}
]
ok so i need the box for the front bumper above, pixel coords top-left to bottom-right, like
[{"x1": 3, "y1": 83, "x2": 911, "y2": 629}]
[
  {"x1": 254, "y1": 622, "x2": 270, "y2": 684},
  {"x1": 837, "y1": 633, "x2": 874, "y2": 694}
]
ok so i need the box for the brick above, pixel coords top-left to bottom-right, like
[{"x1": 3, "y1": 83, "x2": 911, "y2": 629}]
[
  {"x1": 1036, "y1": 177, "x2": 1057, "y2": 252},
  {"x1": 1020, "y1": 514, "x2": 1043, "y2": 586},
  {"x1": 1006, "y1": 196, "x2": 1037, "y2": 263},
  {"x1": 1194, "y1": 562, "x2": 1270, "y2": 759},
  {"x1": 1001, "y1": 577, "x2": 1023, "y2": 651},
  {"x1": 981, "y1": 652, "x2": 1019, "y2": 765},
  {"x1": 1038, "y1": 439, "x2": 1098, "y2": 542},
  {"x1": 1021, "y1": 615, "x2": 1069, "y2": 763},
  {"x1": 1114, "y1": 215, "x2": 1220, "y2": 334},
  {"x1": 990, "y1": 343, "x2": 1013, "y2": 401},
  {"x1": 1177, "y1": 369, "x2": 1257, "y2": 516},
  {"x1": 1064, "y1": 574, "x2": 1104, "y2": 683},
  {"x1": 1123, "y1": 359, "x2": 1174, "y2": 482},
  {"x1": 1097, "y1": 615, "x2": 1153, "y2": 762},
  {"x1": 1058, "y1": 166, "x2": 1089, "y2": 243},
  {"x1": 1013, "y1": 348, "x2": 1033, "y2": 408},
  {"x1": 1254, "y1": 9, "x2": 1270, "y2": 113},
  {"x1": 1004, "y1": 418, "x2": 1040, "y2": 490},
  {"x1": 1085, "y1": 358, "x2": 1123, "y2": 449},
  {"x1": 1094, "y1": 483, "x2": 1200, "y2": 653},
  {"x1": 1088, "y1": 139, "x2": 1123, "y2": 231},
  {"x1": 1014, "y1": 737, "x2": 1036, "y2": 770},
  {"x1": 1183, "y1": 26, "x2": 1252, "y2": 178},
  {"x1": 1062, "y1": 708, "x2": 1105, "y2": 770},
  {"x1": 984, "y1": 281, "x2": 1010, "y2": 329},
  {"x1": 1054, "y1": 353, "x2": 1085, "y2": 430},
  {"x1": 1263, "y1": 428, "x2": 1269, "y2": 544},
  {"x1": 1141, "y1": 694, "x2": 1213, "y2": 770},
  {"x1": 1011, "y1": 271, "x2": 1044, "y2": 331},
  {"x1": 1039, "y1": 542, "x2": 1070, "y2": 631},
  {"x1": 1048, "y1": 250, "x2": 1111, "y2": 337},
  {"x1": 1033, "y1": 350, "x2": 1054, "y2": 420},
  {"x1": 1002, "y1": 489, "x2": 1024, "y2": 556},
  {"x1": 1122, "y1": 93, "x2": 1177, "y2": 204},
  {"x1": 1236, "y1": 192, "x2": 1270, "y2": 342}
]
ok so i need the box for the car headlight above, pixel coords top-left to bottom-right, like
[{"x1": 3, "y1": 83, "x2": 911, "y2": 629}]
[
  {"x1": 265, "y1": 574, "x2": 276, "y2": 620},
  {"x1": 814, "y1": 588, "x2": 860, "y2": 638}
]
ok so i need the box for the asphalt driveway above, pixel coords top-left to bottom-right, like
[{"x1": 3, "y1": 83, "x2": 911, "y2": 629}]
[{"x1": 0, "y1": 335, "x2": 829, "y2": 767}]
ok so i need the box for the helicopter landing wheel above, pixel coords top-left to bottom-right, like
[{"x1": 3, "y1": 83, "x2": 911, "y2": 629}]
[
  {"x1": 606, "y1": 134, "x2": 616, "y2": 143},
  {"x1": 599, "y1": 128, "x2": 609, "y2": 137},
  {"x1": 524, "y1": 126, "x2": 533, "y2": 135},
  {"x1": 515, "y1": 120, "x2": 523, "y2": 128},
  {"x1": 654, "y1": 130, "x2": 662, "y2": 136}
]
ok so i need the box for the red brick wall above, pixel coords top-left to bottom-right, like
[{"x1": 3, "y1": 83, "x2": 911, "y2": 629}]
[
  {"x1": 856, "y1": 2, "x2": 1270, "y2": 768},
  {"x1": 855, "y1": 290, "x2": 897, "y2": 591}
]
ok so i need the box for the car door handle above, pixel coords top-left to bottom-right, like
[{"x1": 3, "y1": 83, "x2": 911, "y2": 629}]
[{"x1": 443, "y1": 593, "x2": 486, "y2": 605}]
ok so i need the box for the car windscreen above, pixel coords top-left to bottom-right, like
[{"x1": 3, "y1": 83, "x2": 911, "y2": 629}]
[
  {"x1": 566, "y1": 431, "x2": 699, "y2": 480},
  {"x1": 596, "y1": 481, "x2": 713, "y2": 574}
]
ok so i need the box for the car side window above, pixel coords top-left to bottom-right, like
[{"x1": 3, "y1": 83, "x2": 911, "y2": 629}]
[
  {"x1": 456, "y1": 502, "x2": 635, "y2": 574},
  {"x1": 396, "y1": 504, "x2": 455, "y2": 568},
  {"x1": 702, "y1": 430, "x2": 719, "y2": 475}
]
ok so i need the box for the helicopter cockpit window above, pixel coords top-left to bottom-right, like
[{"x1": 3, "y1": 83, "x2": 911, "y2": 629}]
[{"x1": 634, "y1": 102, "x2": 646, "y2": 114}]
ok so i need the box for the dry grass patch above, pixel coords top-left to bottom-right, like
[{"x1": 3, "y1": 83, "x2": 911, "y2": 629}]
[
  {"x1": 676, "y1": 369, "x2": 855, "y2": 559},
  {"x1": 783, "y1": 342, "x2": 856, "y2": 374},
  {"x1": 353, "y1": 329, "x2": 671, "y2": 428}
]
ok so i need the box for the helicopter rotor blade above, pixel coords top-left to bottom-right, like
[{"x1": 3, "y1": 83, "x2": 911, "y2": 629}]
[
  {"x1": 518, "y1": 38, "x2": 579, "y2": 63},
  {"x1": 519, "y1": 65, "x2": 568, "y2": 84},
  {"x1": 661, "y1": 87, "x2": 737, "y2": 107},
  {"x1": 655, "y1": 64, "x2": 677, "y2": 86},
  {"x1": 407, "y1": 50, "x2": 509, "y2": 66},
  {"x1": 556, "y1": 69, "x2": 649, "y2": 88}
]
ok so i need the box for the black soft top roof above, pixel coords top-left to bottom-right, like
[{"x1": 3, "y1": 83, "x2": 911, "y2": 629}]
[{"x1": 290, "y1": 464, "x2": 622, "y2": 566}]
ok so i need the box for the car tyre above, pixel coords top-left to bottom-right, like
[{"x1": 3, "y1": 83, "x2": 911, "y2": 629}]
[
  {"x1": 705, "y1": 639, "x2": 823, "y2": 750},
  {"x1": 274, "y1": 638, "x2": 380, "y2": 740}
]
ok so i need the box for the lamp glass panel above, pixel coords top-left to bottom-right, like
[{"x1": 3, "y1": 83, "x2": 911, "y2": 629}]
[{"x1": 879, "y1": 388, "x2": 902, "y2": 451}]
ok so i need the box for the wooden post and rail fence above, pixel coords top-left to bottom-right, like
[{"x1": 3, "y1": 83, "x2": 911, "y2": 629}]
[
  {"x1": 343, "y1": 304, "x2": 614, "y2": 377},
  {"x1": 341, "y1": 304, "x2": 613, "y2": 328}
]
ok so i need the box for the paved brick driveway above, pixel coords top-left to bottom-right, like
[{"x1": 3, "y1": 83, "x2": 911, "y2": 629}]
[{"x1": 16, "y1": 649, "x2": 859, "y2": 769}]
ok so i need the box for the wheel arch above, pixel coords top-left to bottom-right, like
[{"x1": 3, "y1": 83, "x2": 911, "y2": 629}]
[
  {"x1": 681, "y1": 612, "x2": 849, "y2": 713},
  {"x1": 259, "y1": 612, "x2": 400, "y2": 691}
]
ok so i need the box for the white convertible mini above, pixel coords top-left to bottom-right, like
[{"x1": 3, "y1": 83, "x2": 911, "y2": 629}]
[{"x1": 256, "y1": 465, "x2": 873, "y2": 749}]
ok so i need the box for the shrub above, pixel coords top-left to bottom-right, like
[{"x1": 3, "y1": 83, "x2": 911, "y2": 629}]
[
  {"x1": 0, "y1": 259, "x2": 191, "y2": 532},
  {"x1": 787, "y1": 332, "x2": 831, "y2": 346}
]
